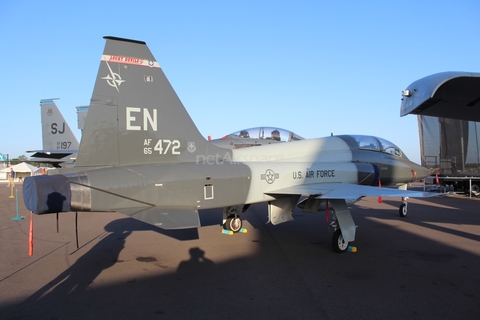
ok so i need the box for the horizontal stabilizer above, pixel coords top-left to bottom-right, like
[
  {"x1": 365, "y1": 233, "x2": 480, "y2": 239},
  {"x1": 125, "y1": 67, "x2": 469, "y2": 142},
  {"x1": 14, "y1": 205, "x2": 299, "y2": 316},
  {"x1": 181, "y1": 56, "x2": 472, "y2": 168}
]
[
  {"x1": 117, "y1": 207, "x2": 200, "y2": 229},
  {"x1": 28, "y1": 150, "x2": 76, "y2": 159},
  {"x1": 266, "y1": 183, "x2": 437, "y2": 199}
]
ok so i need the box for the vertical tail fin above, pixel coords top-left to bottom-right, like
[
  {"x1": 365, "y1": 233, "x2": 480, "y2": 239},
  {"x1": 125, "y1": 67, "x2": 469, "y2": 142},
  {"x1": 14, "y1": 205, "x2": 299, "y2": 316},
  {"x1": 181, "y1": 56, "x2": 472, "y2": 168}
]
[
  {"x1": 75, "y1": 36, "x2": 229, "y2": 167},
  {"x1": 40, "y1": 99, "x2": 79, "y2": 151}
]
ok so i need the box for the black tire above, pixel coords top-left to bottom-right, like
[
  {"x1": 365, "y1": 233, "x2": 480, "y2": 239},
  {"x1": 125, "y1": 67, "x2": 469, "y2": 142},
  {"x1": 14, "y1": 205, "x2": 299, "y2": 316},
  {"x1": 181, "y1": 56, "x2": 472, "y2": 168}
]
[
  {"x1": 399, "y1": 203, "x2": 407, "y2": 218},
  {"x1": 224, "y1": 216, "x2": 242, "y2": 233},
  {"x1": 332, "y1": 229, "x2": 349, "y2": 253},
  {"x1": 471, "y1": 184, "x2": 480, "y2": 193}
]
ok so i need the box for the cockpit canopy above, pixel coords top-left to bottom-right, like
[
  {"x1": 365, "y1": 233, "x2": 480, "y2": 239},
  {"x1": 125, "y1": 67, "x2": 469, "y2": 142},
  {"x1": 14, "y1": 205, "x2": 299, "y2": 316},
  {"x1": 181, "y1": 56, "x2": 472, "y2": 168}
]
[
  {"x1": 222, "y1": 130, "x2": 407, "y2": 158},
  {"x1": 339, "y1": 135, "x2": 408, "y2": 159},
  {"x1": 230, "y1": 127, "x2": 304, "y2": 142}
]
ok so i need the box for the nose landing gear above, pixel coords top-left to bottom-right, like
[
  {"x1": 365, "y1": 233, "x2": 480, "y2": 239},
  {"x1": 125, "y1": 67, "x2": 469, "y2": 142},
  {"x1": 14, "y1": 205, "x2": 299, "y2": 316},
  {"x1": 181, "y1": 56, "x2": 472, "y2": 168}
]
[{"x1": 399, "y1": 197, "x2": 408, "y2": 217}]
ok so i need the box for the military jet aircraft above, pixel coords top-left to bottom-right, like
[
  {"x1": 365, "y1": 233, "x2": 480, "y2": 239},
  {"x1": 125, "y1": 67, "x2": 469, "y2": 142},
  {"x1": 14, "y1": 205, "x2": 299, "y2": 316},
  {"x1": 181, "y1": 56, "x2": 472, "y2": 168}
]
[
  {"x1": 210, "y1": 127, "x2": 304, "y2": 149},
  {"x1": 27, "y1": 99, "x2": 78, "y2": 168},
  {"x1": 212, "y1": 128, "x2": 413, "y2": 213},
  {"x1": 23, "y1": 36, "x2": 434, "y2": 253}
]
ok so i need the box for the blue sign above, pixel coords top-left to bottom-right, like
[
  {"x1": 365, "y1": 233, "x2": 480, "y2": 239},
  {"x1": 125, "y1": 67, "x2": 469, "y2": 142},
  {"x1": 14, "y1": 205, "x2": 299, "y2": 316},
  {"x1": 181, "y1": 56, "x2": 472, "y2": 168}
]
[{"x1": 0, "y1": 153, "x2": 7, "y2": 161}]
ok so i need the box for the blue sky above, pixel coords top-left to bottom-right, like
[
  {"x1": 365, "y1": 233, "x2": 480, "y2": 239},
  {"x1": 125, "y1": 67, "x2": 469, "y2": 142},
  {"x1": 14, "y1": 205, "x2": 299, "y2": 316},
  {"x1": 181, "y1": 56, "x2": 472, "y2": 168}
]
[{"x1": 1, "y1": 0, "x2": 479, "y2": 164}]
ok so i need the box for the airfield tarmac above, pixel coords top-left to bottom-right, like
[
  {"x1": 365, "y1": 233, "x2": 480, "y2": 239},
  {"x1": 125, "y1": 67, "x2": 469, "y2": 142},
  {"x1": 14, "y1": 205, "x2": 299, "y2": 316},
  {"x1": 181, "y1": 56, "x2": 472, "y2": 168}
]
[{"x1": 1, "y1": 182, "x2": 479, "y2": 320}]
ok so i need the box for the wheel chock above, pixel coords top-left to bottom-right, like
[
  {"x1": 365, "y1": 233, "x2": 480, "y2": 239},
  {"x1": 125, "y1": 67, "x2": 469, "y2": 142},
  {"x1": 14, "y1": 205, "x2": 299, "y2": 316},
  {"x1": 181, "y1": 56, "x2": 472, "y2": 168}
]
[
  {"x1": 221, "y1": 228, "x2": 247, "y2": 235},
  {"x1": 347, "y1": 246, "x2": 357, "y2": 253}
]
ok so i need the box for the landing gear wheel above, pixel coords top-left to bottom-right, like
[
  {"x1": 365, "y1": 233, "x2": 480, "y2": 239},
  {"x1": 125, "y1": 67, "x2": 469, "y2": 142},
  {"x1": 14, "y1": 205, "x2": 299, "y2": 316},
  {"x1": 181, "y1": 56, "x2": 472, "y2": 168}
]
[
  {"x1": 224, "y1": 216, "x2": 242, "y2": 233},
  {"x1": 399, "y1": 203, "x2": 407, "y2": 218},
  {"x1": 332, "y1": 229, "x2": 349, "y2": 253}
]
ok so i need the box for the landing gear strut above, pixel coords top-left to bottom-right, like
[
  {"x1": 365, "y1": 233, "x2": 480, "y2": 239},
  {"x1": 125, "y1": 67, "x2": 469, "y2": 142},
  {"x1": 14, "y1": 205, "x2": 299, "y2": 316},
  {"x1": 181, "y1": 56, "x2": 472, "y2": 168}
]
[
  {"x1": 329, "y1": 208, "x2": 349, "y2": 252},
  {"x1": 327, "y1": 200, "x2": 355, "y2": 253}
]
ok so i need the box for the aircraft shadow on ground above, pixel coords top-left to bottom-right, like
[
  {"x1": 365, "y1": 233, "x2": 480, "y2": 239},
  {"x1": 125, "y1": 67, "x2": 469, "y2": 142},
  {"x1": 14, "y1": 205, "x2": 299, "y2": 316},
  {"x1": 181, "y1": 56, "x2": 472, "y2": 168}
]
[
  {"x1": 1, "y1": 201, "x2": 479, "y2": 319},
  {"x1": 113, "y1": 215, "x2": 201, "y2": 241},
  {"x1": 2, "y1": 205, "x2": 325, "y2": 319}
]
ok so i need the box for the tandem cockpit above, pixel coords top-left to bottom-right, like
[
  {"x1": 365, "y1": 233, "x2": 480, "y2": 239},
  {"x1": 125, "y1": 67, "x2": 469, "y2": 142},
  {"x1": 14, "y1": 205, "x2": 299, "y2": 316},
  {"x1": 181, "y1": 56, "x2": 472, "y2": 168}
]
[
  {"x1": 211, "y1": 128, "x2": 409, "y2": 160},
  {"x1": 210, "y1": 127, "x2": 304, "y2": 149},
  {"x1": 232, "y1": 127, "x2": 304, "y2": 142}
]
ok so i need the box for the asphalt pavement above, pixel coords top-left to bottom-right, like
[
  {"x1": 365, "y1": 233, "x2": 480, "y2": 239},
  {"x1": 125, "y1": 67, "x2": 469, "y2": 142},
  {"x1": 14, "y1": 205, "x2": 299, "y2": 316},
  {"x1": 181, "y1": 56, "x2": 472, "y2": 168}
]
[{"x1": 1, "y1": 182, "x2": 479, "y2": 319}]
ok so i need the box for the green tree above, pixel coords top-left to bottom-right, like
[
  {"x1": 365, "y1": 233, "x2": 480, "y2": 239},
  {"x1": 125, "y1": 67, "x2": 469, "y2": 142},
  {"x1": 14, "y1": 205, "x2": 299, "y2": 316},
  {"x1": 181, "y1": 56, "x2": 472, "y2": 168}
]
[{"x1": 10, "y1": 155, "x2": 28, "y2": 165}]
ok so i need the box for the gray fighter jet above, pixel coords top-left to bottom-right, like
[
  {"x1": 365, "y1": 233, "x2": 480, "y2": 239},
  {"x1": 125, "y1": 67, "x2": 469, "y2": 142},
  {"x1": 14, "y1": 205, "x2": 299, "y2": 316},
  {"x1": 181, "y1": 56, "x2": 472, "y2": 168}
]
[
  {"x1": 23, "y1": 36, "x2": 433, "y2": 252},
  {"x1": 27, "y1": 99, "x2": 78, "y2": 167}
]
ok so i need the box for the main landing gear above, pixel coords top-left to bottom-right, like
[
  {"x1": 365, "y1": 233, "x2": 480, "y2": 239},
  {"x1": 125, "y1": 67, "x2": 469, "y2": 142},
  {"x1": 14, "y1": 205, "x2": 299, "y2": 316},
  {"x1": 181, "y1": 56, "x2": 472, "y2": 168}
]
[
  {"x1": 332, "y1": 229, "x2": 349, "y2": 253},
  {"x1": 328, "y1": 207, "x2": 352, "y2": 253},
  {"x1": 329, "y1": 197, "x2": 409, "y2": 252},
  {"x1": 327, "y1": 199, "x2": 356, "y2": 253},
  {"x1": 298, "y1": 197, "x2": 356, "y2": 253}
]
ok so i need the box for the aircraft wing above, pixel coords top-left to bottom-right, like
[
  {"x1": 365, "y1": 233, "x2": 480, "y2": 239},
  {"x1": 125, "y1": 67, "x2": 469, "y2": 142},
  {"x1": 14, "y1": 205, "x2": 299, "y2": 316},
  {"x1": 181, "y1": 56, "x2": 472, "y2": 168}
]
[
  {"x1": 265, "y1": 183, "x2": 436, "y2": 199},
  {"x1": 116, "y1": 206, "x2": 200, "y2": 229}
]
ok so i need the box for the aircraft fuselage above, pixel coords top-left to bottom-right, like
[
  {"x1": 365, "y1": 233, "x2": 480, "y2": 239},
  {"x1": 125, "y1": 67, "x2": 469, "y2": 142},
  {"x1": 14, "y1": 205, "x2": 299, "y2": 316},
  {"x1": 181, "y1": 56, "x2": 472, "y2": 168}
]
[{"x1": 62, "y1": 136, "x2": 427, "y2": 213}]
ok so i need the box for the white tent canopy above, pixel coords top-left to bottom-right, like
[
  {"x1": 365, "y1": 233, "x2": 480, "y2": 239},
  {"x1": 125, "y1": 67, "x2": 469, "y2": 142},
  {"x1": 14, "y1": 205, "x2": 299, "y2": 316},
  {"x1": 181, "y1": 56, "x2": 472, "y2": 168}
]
[
  {"x1": 1, "y1": 162, "x2": 42, "y2": 180},
  {"x1": 1, "y1": 162, "x2": 40, "y2": 173}
]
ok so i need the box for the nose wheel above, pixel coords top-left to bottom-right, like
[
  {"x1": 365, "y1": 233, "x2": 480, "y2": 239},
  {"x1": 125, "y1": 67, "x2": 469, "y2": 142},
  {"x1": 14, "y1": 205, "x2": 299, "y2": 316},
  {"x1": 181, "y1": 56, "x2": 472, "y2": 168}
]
[{"x1": 399, "y1": 198, "x2": 408, "y2": 217}]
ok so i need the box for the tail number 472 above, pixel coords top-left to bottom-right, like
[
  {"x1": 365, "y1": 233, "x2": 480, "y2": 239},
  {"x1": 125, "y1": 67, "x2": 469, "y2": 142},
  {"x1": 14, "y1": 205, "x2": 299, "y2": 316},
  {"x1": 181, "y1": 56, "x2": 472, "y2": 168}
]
[{"x1": 144, "y1": 139, "x2": 181, "y2": 155}]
